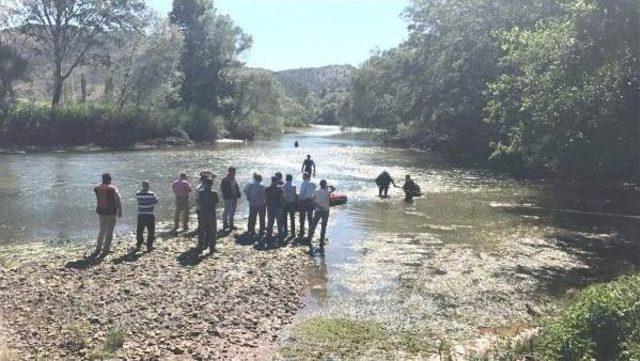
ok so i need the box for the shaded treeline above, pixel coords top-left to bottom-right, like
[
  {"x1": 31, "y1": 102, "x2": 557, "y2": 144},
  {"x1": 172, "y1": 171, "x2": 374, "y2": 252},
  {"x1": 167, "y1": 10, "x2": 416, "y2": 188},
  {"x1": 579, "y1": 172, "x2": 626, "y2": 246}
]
[
  {"x1": 343, "y1": 0, "x2": 639, "y2": 180},
  {"x1": 0, "y1": 0, "x2": 306, "y2": 149}
]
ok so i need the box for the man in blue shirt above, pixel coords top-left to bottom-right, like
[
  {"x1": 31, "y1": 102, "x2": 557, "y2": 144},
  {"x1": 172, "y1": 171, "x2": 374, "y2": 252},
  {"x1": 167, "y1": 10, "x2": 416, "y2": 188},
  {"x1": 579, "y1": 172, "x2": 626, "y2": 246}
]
[
  {"x1": 136, "y1": 180, "x2": 158, "y2": 252},
  {"x1": 297, "y1": 172, "x2": 316, "y2": 239},
  {"x1": 282, "y1": 174, "x2": 298, "y2": 237}
]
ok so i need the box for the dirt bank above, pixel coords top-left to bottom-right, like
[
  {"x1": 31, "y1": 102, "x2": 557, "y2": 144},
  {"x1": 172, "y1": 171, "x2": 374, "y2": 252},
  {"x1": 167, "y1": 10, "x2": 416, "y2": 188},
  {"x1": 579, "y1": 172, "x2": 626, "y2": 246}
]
[{"x1": 0, "y1": 223, "x2": 311, "y2": 360}]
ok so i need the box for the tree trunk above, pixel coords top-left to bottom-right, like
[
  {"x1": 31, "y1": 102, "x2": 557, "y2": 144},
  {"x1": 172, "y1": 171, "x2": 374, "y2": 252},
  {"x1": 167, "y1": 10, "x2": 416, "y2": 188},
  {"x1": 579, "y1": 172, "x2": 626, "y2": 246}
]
[
  {"x1": 51, "y1": 62, "x2": 63, "y2": 107},
  {"x1": 80, "y1": 74, "x2": 87, "y2": 103}
]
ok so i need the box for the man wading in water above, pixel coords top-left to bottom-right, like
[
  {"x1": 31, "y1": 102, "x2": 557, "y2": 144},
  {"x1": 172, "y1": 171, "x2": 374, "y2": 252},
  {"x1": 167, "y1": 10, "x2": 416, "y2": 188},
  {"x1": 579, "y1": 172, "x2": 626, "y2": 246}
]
[
  {"x1": 92, "y1": 173, "x2": 122, "y2": 259},
  {"x1": 301, "y1": 154, "x2": 316, "y2": 177},
  {"x1": 375, "y1": 170, "x2": 396, "y2": 197},
  {"x1": 401, "y1": 175, "x2": 422, "y2": 202}
]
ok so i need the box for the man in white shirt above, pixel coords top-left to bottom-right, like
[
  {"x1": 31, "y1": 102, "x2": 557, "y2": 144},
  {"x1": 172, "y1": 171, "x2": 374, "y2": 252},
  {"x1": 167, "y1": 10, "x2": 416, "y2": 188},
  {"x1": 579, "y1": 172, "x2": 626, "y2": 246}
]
[
  {"x1": 308, "y1": 179, "x2": 334, "y2": 253},
  {"x1": 297, "y1": 172, "x2": 316, "y2": 239}
]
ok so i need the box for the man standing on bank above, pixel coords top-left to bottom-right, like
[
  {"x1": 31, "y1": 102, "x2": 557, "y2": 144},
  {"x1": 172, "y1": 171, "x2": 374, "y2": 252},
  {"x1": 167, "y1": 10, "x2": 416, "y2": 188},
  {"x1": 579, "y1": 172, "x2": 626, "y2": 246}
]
[
  {"x1": 301, "y1": 154, "x2": 316, "y2": 177},
  {"x1": 92, "y1": 173, "x2": 122, "y2": 259},
  {"x1": 220, "y1": 167, "x2": 241, "y2": 230},
  {"x1": 172, "y1": 173, "x2": 192, "y2": 231},
  {"x1": 244, "y1": 173, "x2": 266, "y2": 237},
  {"x1": 298, "y1": 172, "x2": 316, "y2": 239},
  {"x1": 282, "y1": 174, "x2": 298, "y2": 237},
  {"x1": 198, "y1": 177, "x2": 219, "y2": 253},
  {"x1": 135, "y1": 180, "x2": 158, "y2": 252},
  {"x1": 308, "y1": 179, "x2": 334, "y2": 254},
  {"x1": 265, "y1": 175, "x2": 286, "y2": 243}
]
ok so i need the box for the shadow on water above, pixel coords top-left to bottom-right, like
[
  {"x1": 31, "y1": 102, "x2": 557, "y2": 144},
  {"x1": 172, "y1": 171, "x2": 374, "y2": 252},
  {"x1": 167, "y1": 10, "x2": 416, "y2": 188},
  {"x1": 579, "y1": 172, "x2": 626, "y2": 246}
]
[{"x1": 499, "y1": 183, "x2": 640, "y2": 297}]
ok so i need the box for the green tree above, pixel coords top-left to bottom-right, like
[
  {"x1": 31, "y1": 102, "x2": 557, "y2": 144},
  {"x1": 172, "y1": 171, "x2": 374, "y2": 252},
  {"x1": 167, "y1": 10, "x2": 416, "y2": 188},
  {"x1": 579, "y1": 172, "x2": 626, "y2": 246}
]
[
  {"x1": 108, "y1": 15, "x2": 184, "y2": 108},
  {"x1": 170, "y1": 0, "x2": 251, "y2": 113},
  {"x1": 0, "y1": 40, "x2": 27, "y2": 114},
  {"x1": 224, "y1": 69, "x2": 286, "y2": 138},
  {"x1": 485, "y1": 0, "x2": 640, "y2": 178},
  {"x1": 14, "y1": 0, "x2": 146, "y2": 107}
]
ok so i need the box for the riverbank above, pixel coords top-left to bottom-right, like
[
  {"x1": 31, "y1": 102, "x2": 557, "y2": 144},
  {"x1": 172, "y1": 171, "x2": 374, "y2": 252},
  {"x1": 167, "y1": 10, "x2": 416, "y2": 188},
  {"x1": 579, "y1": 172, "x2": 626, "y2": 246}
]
[
  {"x1": 278, "y1": 227, "x2": 640, "y2": 359},
  {"x1": 0, "y1": 221, "x2": 312, "y2": 360}
]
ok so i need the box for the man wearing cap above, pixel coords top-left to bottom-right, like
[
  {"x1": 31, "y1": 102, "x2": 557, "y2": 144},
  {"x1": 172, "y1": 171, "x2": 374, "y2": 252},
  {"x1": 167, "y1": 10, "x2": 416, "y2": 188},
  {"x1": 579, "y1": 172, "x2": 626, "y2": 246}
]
[
  {"x1": 196, "y1": 171, "x2": 215, "y2": 234},
  {"x1": 198, "y1": 177, "x2": 219, "y2": 252}
]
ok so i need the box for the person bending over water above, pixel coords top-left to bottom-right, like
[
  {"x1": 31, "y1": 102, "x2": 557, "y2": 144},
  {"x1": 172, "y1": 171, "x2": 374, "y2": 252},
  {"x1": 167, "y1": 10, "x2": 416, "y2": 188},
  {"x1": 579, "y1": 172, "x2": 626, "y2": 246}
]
[
  {"x1": 92, "y1": 173, "x2": 122, "y2": 259},
  {"x1": 308, "y1": 179, "x2": 334, "y2": 253},
  {"x1": 375, "y1": 171, "x2": 396, "y2": 197},
  {"x1": 301, "y1": 155, "x2": 316, "y2": 177},
  {"x1": 135, "y1": 180, "x2": 158, "y2": 252},
  {"x1": 400, "y1": 175, "x2": 422, "y2": 202}
]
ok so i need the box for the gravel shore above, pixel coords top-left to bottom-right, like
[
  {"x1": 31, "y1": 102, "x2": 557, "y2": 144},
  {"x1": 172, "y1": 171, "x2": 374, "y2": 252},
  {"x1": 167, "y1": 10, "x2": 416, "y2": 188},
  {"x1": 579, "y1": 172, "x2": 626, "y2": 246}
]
[{"x1": 0, "y1": 223, "x2": 312, "y2": 360}]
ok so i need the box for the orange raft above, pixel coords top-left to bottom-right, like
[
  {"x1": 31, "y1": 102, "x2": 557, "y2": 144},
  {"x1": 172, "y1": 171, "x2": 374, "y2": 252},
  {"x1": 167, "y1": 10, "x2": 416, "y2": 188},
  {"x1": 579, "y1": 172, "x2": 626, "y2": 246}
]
[{"x1": 330, "y1": 193, "x2": 348, "y2": 206}]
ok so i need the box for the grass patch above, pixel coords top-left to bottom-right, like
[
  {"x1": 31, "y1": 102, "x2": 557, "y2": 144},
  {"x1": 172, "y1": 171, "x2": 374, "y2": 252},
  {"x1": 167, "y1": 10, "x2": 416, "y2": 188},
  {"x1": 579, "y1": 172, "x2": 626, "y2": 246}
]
[
  {"x1": 103, "y1": 329, "x2": 126, "y2": 353},
  {"x1": 279, "y1": 316, "x2": 431, "y2": 359},
  {"x1": 86, "y1": 328, "x2": 126, "y2": 360}
]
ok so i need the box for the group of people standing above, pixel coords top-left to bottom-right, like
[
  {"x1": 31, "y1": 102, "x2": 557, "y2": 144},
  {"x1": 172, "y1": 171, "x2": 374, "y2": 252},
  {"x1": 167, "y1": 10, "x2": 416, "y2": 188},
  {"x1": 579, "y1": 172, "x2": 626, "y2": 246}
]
[{"x1": 89, "y1": 155, "x2": 332, "y2": 260}]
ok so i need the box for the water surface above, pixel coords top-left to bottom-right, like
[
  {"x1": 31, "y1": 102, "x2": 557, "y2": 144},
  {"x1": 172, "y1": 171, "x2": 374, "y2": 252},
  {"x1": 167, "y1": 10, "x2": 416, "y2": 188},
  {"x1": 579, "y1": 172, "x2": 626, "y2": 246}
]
[{"x1": 0, "y1": 125, "x2": 637, "y2": 331}]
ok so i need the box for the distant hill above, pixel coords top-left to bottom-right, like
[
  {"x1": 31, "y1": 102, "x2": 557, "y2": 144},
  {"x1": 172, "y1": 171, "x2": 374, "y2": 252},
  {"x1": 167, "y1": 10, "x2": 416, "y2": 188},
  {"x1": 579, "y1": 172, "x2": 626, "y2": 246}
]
[{"x1": 274, "y1": 64, "x2": 355, "y2": 100}]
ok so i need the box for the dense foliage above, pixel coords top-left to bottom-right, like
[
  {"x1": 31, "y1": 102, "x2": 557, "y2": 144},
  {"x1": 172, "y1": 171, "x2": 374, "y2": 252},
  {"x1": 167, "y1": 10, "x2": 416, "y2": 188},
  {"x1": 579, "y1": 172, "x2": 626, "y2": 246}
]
[
  {"x1": 274, "y1": 65, "x2": 354, "y2": 125},
  {"x1": 0, "y1": 0, "x2": 304, "y2": 148},
  {"x1": 534, "y1": 274, "x2": 640, "y2": 360},
  {"x1": 0, "y1": 104, "x2": 230, "y2": 149},
  {"x1": 346, "y1": 0, "x2": 639, "y2": 180}
]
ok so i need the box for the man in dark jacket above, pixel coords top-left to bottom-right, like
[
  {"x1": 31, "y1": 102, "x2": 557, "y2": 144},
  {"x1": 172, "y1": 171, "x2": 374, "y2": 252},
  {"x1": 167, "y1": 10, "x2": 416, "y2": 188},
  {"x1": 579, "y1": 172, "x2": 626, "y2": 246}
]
[
  {"x1": 401, "y1": 175, "x2": 422, "y2": 202},
  {"x1": 198, "y1": 177, "x2": 219, "y2": 253},
  {"x1": 265, "y1": 175, "x2": 286, "y2": 242},
  {"x1": 375, "y1": 171, "x2": 396, "y2": 197},
  {"x1": 220, "y1": 167, "x2": 241, "y2": 230}
]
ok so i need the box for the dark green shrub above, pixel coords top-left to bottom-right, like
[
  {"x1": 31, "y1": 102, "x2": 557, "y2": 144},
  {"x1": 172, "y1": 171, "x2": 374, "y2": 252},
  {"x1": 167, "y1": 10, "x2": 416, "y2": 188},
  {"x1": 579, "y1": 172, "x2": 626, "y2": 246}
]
[{"x1": 535, "y1": 274, "x2": 640, "y2": 360}]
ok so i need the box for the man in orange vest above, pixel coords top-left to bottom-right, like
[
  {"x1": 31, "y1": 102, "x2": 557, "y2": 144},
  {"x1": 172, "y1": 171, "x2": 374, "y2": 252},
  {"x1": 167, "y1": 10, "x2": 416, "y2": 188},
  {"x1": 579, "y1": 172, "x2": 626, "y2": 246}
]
[{"x1": 92, "y1": 173, "x2": 122, "y2": 259}]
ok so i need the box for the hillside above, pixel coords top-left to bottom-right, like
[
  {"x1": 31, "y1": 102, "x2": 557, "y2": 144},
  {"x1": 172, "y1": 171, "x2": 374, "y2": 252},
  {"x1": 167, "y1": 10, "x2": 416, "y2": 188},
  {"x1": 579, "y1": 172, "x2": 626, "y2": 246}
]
[{"x1": 274, "y1": 64, "x2": 355, "y2": 100}]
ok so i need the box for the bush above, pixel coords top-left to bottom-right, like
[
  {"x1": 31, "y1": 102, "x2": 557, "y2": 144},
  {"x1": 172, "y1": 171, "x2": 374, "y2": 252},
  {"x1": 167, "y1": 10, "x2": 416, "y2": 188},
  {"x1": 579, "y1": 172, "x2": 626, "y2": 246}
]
[
  {"x1": 535, "y1": 274, "x2": 640, "y2": 360},
  {"x1": 0, "y1": 104, "x2": 230, "y2": 149}
]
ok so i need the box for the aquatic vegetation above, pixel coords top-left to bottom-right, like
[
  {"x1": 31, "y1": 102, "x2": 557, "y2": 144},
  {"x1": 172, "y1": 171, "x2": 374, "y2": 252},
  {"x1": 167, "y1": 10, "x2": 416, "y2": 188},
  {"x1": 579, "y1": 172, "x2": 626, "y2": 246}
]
[{"x1": 280, "y1": 316, "x2": 432, "y2": 359}]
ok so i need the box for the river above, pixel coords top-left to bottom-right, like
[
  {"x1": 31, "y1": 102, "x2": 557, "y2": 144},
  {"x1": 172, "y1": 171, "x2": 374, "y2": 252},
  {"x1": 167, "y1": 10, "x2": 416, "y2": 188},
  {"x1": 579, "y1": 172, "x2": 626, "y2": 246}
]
[{"x1": 0, "y1": 125, "x2": 638, "y2": 345}]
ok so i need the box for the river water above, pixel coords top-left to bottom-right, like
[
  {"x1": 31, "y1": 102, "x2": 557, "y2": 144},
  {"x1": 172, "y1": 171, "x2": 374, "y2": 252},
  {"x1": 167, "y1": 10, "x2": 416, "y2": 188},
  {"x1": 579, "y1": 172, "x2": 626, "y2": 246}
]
[{"x1": 0, "y1": 125, "x2": 638, "y2": 336}]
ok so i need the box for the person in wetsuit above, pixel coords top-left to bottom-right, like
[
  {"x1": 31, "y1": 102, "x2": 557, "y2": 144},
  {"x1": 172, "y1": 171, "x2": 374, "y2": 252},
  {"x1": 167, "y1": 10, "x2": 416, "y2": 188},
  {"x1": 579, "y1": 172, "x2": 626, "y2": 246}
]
[
  {"x1": 375, "y1": 171, "x2": 396, "y2": 197},
  {"x1": 294, "y1": 140, "x2": 299, "y2": 148},
  {"x1": 301, "y1": 155, "x2": 316, "y2": 177},
  {"x1": 401, "y1": 175, "x2": 421, "y2": 202}
]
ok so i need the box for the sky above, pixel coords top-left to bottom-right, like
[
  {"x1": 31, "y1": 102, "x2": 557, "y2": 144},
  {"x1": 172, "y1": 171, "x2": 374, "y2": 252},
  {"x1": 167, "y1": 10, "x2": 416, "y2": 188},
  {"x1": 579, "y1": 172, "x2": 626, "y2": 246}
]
[{"x1": 146, "y1": 0, "x2": 409, "y2": 71}]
